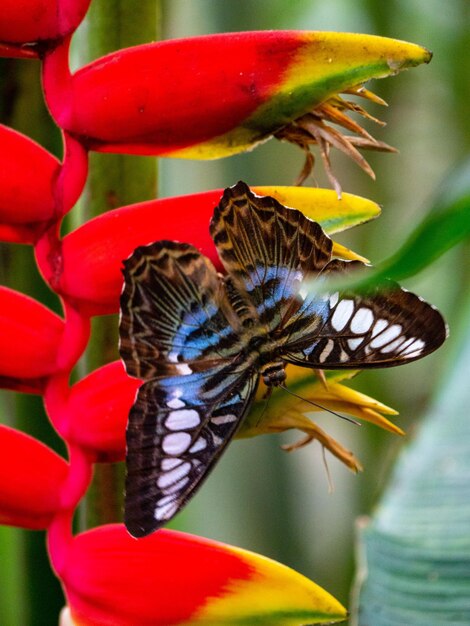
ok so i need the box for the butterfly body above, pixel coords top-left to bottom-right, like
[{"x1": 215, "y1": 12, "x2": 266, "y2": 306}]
[{"x1": 119, "y1": 181, "x2": 446, "y2": 537}]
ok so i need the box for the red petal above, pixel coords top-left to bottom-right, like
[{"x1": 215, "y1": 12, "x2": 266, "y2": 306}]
[
  {"x1": 0, "y1": 125, "x2": 59, "y2": 226},
  {"x1": 0, "y1": 127, "x2": 88, "y2": 242},
  {"x1": 43, "y1": 32, "x2": 302, "y2": 153},
  {"x1": 66, "y1": 361, "x2": 139, "y2": 461},
  {"x1": 0, "y1": 287, "x2": 64, "y2": 383},
  {"x1": 62, "y1": 525, "x2": 254, "y2": 625},
  {"x1": 60, "y1": 524, "x2": 346, "y2": 626},
  {"x1": 0, "y1": 425, "x2": 67, "y2": 529},
  {"x1": 0, "y1": 0, "x2": 91, "y2": 56},
  {"x1": 36, "y1": 191, "x2": 223, "y2": 315}
]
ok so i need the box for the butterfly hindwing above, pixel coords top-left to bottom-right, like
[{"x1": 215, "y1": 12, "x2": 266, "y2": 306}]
[
  {"x1": 120, "y1": 239, "x2": 260, "y2": 536},
  {"x1": 125, "y1": 368, "x2": 259, "y2": 537},
  {"x1": 281, "y1": 260, "x2": 447, "y2": 368}
]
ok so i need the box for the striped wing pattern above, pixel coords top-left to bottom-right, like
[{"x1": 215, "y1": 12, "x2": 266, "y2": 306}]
[
  {"x1": 120, "y1": 240, "x2": 258, "y2": 536},
  {"x1": 125, "y1": 369, "x2": 258, "y2": 537},
  {"x1": 278, "y1": 258, "x2": 446, "y2": 368},
  {"x1": 120, "y1": 240, "x2": 244, "y2": 379},
  {"x1": 120, "y1": 181, "x2": 447, "y2": 537},
  {"x1": 210, "y1": 183, "x2": 332, "y2": 330}
]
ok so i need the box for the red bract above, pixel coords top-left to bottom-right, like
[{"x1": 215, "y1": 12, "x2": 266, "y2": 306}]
[
  {"x1": 57, "y1": 524, "x2": 345, "y2": 626},
  {"x1": 42, "y1": 31, "x2": 431, "y2": 159},
  {"x1": 0, "y1": 425, "x2": 68, "y2": 529},
  {"x1": 0, "y1": 0, "x2": 91, "y2": 57},
  {"x1": 63, "y1": 361, "x2": 138, "y2": 461},
  {"x1": 36, "y1": 192, "x2": 223, "y2": 315},
  {"x1": 0, "y1": 127, "x2": 88, "y2": 243},
  {"x1": 0, "y1": 126, "x2": 60, "y2": 225},
  {"x1": 0, "y1": 287, "x2": 64, "y2": 388},
  {"x1": 35, "y1": 186, "x2": 380, "y2": 316}
]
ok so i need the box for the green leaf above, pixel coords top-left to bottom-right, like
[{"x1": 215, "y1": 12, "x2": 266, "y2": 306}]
[
  {"x1": 352, "y1": 177, "x2": 470, "y2": 624},
  {"x1": 370, "y1": 158, "x2": 470, "y2": 283},
  {"x1": 318, "y1": 158, "x2": 470, "y2": 295}
]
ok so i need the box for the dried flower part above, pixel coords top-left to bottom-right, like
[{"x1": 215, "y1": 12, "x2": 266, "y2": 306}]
[
  {"x1": 275, "y1": 86, "x2": 397, "y2": 196},
  {"x1": 239, "y1": 368, "x2": 401, "y2": 472}
]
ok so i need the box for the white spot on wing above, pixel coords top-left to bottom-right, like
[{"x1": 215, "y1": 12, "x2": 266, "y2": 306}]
[
  {"x1": 167, "y1": 397, "x2": 185, "y2": 409},
  {"x1": 211, "y1": 414, "x2": 237, "y2": 425},
  {"x1": 156, "y1": 494, "x2": 175, "y2": 507},
  {"x1": 371, "y1": 319, "x2": 388, "y2": 337},
  {"x1": 162, "y1": 432, "x2": 191, "y2": 455},
  {"x1": 168, "y1": 351, "x2": 179, "y2": 363},
  {"x1": 350, "y1": 307, "x2": 374, "y2": 334},
  {"x1": 189, "y1": 437, "x2": 207, "y2": 453},
  {"x1": 154, "y1": 501, "x2": 179, "y2": 521},
  {"x1": 166, "y1": 409, "x2": 200, "y2": 431},
  {"x1": 380, "y1": 337, "x2": 406, "y2": 353},
  {"x1": 319, "y1": 339, "x2": 334, "y2": 363},
  {"x1": 397, "y1": 337, "x2": 414, "y2": 352},
  {"x1": 331, "y1": 299, "x2": 354, "y2": 331},
  {"x1": 329, "y1": 292, "x2": 339, "y2": 308},
  {"x1": 370, "y1": 324, "x2": 402, "y2": 349},
  {"x1": 176, "y1": 363, "x2": 192, "y2": 375},
  {"x1": 158, "y1": 462, "x2": 191, "y2": 489},
  {"x1": 401, "y1": 338, "x2": 425, "y2": 355},
  {"x1": 161, "y1": 475, "x2": 190, "y2": 495},
  {"x1": 402, "y1": 349, "x2": 423, "y2": 359},
  {"x1": 161, "y1": 458, "x2": 182, "y2": 471},
  {"x1": 348, "y1": 337, "x2": 364, "y2": 351}
]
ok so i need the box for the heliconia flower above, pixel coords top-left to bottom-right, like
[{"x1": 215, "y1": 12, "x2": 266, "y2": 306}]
[
  {"x1": 56, "y1": 524, "x2": 346, "y2": 626},
  {"x1": 0, "y1": 0, "x2": 91, "y2": 58},
  {"x1": 0, "y1": 287, "x2": 64, "y2": 392},
  {"x1": 0, "y1": 126, "x2": 88, "y2": 243},
  {"x1": 35, "y1": 187, "x2": 379, "y2": 315},
  {"x1": 0, "y1": 425, "x2": 68, "y2": 529},
  {"x1": 42, "y1": 31, "x2": 431, "y2": 186},
  {"x1": 238, "y1": 366, "x2": 401, "y2": 472}
]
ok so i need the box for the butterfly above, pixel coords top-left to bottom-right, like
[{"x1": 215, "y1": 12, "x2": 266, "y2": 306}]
[{"x1": 119, "y1": 181, "x2": 446, "y2": 537}]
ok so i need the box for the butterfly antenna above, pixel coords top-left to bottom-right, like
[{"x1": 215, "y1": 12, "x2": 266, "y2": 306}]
[
  {"x1": 255, "y1": 387, "x2": 273, "y2": 427},
  {"x1": 278, "y1": 384, "x2": 361, "y2": 427}
]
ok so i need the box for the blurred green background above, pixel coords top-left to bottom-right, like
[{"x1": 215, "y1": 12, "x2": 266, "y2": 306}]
[{"x1": 1, "y1": 1, "x2": 469, "y2": 624}]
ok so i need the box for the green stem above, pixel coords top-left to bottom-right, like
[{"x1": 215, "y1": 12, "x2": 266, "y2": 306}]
[{"x1": 76, "y1": 0, "x2": 162, "y2": 529}]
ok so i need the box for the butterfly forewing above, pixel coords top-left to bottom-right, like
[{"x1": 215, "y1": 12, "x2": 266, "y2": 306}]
[
  {"x1": 120, "y1": 240, "x2": 244, "y2": 379},
  {"x1": 282, "y1": 276, "x2": 446, "y2": 368},
  {"x1": 210, "y1": 182, "x2": 332, "y2": 330}
]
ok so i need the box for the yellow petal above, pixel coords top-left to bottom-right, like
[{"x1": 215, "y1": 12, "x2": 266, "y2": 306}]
[
  {"x1": 192, "y1": 543, "x2": 347, "y2": 625},
  {"x1": 253, "y1": 186, "x2": 380, "y2": 234}
]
